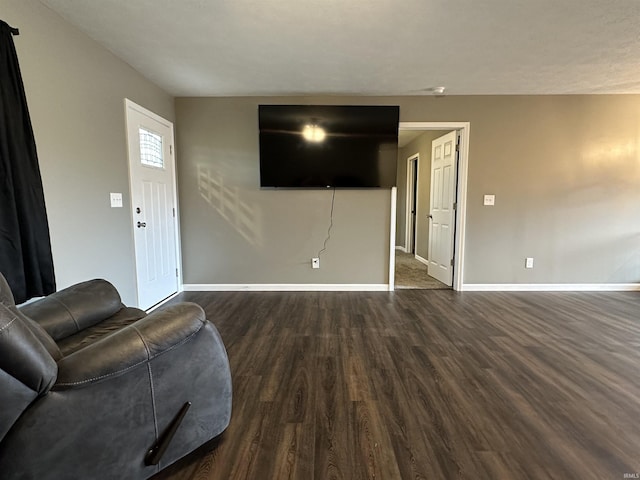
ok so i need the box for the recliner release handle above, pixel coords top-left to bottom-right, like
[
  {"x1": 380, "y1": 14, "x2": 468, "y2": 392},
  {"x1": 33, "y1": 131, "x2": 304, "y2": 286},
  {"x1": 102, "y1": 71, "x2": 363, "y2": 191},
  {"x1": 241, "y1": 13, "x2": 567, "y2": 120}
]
[{"x1": 145, "y1": 402, "x2": 192, "y2": 466}]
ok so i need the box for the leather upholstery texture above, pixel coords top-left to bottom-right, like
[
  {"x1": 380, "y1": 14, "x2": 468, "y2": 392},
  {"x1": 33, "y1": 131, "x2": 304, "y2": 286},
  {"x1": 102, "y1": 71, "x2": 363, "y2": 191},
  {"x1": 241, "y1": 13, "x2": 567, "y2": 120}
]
[
  {"x1": 19, "y1": 279, "x2": 123, "y2": 341},
  {"x1": 0, "y1": 273, "x2": 232, "y2": 480}
]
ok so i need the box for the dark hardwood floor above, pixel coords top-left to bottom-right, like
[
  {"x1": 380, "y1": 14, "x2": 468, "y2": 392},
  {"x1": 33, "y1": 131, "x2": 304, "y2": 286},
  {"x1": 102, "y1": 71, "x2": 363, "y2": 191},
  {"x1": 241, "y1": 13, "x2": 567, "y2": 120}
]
[{"x1": 153, "y1": 290, "x2": 640, "y2": 480}]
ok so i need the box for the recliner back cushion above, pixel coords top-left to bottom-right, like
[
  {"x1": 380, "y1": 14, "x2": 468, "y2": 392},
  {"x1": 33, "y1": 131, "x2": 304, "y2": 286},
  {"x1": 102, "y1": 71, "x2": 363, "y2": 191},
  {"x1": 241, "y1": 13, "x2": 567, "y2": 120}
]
[
  {"x1": 0, "y1": 273, "x2": 15, "y2": 306},
  {"x1": 0, "y1": 302, "x2": 57, "y2": 394},
  {"x1": 0, "y1": 367, "x2": 39, "y2": 443},
  {"x1": 0, "y1": 273, "x2": 61, "y2": 361},
  {"x1": 18, "y1": 309, "x2": 63, "y2": 361},
  {"x1": 0, "y1": 302, "x2": 57, "y2": 441}
]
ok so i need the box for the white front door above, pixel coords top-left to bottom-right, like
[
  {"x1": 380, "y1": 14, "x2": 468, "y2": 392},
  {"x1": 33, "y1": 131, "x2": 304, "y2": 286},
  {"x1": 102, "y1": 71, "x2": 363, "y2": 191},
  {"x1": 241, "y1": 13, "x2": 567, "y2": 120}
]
[
  {"x1": 428, "y1": 131, "x2": 457, "y2": 286},
  {"x1": 125, "y1": 100, "x2": 178, "y2": 310}
]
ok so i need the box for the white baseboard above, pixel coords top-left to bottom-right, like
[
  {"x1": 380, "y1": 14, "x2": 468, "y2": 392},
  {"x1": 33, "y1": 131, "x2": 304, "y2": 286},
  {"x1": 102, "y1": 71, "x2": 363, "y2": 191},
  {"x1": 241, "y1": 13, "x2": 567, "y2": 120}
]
[
  {"x1": 415, "y1": 254, "x2": 429, "y2": 267},
  {"x1": 183, "y1": 284, "x2": 390, "y2": 292},
  {"x1": 145, "y1": 291, "x2": 181, "y2": 313},
  {"x1": 395, "y1": 246, "x2": 407, "y2": 252},
  {"x1": 462, "y1": 283, "x2": 640, "y2": 292},
  {"x1": 184, "y1": 283, "x2": 640, "y2": 293}
]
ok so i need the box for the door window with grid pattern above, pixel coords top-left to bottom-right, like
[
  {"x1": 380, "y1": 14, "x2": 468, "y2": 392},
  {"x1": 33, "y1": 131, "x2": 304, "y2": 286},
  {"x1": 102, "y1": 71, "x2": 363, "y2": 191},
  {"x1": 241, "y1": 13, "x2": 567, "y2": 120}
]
[{"x1": 139, "y1": 127, "x2": 164, "y2": 168}]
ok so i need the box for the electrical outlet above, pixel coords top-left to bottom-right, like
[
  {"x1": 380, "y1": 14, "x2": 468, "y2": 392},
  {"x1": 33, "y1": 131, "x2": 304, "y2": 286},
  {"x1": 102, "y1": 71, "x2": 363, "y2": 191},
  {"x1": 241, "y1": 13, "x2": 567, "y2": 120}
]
[
  {"x1": 483, "y1": 194, "x2": 495, "y2": 206},
  {"x1": 311, "y1": 258, "x2": 320, "y2": 269},
  {"x1": 525, "y1": 257, "x2": 534, "y2": 269}
]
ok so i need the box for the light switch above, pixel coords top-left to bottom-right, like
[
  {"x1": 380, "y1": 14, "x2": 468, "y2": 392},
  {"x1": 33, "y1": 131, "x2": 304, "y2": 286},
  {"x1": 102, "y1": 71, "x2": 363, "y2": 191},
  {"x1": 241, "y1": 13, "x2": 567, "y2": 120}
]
[
  {"x1": 483, "y1": 194, "x2": 495, "y2": 206},
  {"x1": 110, "y1": 192, "x2": 123, "y2": 208}
]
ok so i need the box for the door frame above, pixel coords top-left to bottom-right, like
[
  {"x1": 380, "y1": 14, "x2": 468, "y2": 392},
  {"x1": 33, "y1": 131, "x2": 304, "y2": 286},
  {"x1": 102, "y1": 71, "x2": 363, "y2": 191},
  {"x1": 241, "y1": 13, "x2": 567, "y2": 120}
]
[
  {"x1": 391, "y1": 121, "x2": 470, "y2": 292},
  {"x1": 404, "y1": 153, "x2": 419, "y2": 254},
  {"x1": 124, "y1": 98, "x2": 183, "y2": 308}
]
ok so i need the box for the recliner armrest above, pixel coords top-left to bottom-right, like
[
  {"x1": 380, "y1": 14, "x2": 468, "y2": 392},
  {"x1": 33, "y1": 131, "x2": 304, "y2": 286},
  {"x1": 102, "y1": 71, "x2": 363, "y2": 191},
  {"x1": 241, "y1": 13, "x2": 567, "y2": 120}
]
[
  {"x1": 19, "y1": 279, "x2": 124, "y2": 341},
  {"x1": 53, "y1": 303, "x2": 207, "y2": 390}
]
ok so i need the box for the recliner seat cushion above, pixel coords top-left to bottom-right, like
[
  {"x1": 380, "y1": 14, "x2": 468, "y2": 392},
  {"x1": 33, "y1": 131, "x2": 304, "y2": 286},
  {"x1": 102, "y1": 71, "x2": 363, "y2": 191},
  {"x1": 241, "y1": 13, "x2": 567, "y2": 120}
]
[{"x1": 56, "y1": 306, "x2": 146, "y2": 357}]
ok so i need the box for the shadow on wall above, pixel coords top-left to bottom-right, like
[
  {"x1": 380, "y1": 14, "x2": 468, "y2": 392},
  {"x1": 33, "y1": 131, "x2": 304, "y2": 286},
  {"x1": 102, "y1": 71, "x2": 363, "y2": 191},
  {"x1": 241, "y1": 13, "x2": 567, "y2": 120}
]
[{"x1": 197, "y1": 164, "x2": 263, "y2": 247}]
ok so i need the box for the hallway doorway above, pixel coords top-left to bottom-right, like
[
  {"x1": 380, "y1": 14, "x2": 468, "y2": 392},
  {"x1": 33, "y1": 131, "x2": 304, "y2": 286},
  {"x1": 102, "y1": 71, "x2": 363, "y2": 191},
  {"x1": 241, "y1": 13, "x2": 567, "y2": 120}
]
[
  {"x1": 394, "y1": 250, "x2": 448, "y2": 289},
  {"x1": 391, "y1": 122, "x2": 470, "y2": 291}
]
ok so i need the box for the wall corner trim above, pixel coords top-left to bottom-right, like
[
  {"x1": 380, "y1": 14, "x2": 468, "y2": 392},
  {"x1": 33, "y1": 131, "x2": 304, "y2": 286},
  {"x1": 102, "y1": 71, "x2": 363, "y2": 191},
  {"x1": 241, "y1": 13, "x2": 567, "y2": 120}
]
[
  {"x1": 183, "y1": 284, "x2": 390, "y2": 292},
  {"x1": 461, "y1": 283, "x2": 640, "y2": 292}
]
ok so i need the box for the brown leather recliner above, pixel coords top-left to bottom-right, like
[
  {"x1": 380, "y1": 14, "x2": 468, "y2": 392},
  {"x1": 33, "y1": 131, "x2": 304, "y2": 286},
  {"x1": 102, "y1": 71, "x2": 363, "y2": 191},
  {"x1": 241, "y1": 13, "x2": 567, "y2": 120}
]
[{"x1": 0, "y1": 273, "x2": 232, "y2": 480}]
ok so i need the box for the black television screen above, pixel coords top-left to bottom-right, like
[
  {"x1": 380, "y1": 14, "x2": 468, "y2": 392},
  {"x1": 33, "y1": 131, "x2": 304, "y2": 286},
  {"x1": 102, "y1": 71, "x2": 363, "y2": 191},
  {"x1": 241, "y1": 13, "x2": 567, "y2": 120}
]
[{"x1": 259, "y1": 105, "x2": 399, "y2": 188}]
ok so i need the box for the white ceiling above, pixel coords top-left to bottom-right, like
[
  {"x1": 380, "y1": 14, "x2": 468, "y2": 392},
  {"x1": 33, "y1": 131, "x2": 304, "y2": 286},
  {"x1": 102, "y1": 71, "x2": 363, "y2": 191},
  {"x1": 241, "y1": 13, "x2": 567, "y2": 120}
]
[{"x1": 40, "y1": 0, "x2": 640, "y2": 97}]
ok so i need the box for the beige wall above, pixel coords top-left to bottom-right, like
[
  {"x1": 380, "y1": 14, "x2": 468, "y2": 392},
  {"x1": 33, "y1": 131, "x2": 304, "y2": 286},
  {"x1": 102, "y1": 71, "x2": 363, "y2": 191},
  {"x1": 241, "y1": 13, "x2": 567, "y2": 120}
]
[
  {"x1": 177, "y1": 95, "x2": 640, "y2": 286},
  {"x1": 396, "y1": 131, "x2": 450, "y2": 260},
  {"x1": 3, "y1": 1, "x2": 175, "y2": 304},
  {"x1": 175, "y1": 97, "x2": 392, "y2": 286}
]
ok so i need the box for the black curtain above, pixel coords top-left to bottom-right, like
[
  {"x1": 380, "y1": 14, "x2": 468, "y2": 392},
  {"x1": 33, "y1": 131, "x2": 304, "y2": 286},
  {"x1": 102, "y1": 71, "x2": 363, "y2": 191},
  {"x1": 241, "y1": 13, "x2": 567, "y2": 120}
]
[{"x1": 0, "y1": 20, "x2": 55, "y2": 303}]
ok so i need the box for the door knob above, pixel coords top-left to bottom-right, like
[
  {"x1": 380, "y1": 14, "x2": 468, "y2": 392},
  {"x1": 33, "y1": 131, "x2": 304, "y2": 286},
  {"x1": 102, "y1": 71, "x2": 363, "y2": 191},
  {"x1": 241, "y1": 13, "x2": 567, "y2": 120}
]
[
  {"x1": 137, "y1": 222, "x2": 147, "y2": 228},
  {"x1": 428, "y1": 214, "x2": 433, "y2": 219}
]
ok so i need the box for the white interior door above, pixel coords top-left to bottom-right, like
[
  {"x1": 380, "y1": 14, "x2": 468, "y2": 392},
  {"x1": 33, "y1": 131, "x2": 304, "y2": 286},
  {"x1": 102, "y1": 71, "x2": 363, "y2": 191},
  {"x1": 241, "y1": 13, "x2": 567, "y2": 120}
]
[
  {"x1": 125, "y1": 100, "x2": 178, "y2": 310},
  {"x1": 428, "y1": 131, "x2": 457, "y2": 286}
]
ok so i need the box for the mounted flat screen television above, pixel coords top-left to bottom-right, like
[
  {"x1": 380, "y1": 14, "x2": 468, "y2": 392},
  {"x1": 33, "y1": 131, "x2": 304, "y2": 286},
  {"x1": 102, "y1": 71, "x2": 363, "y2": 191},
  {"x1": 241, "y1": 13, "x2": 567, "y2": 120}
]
[{"x1": 259, "y1": 105, "x2": 399, "y2": 188}]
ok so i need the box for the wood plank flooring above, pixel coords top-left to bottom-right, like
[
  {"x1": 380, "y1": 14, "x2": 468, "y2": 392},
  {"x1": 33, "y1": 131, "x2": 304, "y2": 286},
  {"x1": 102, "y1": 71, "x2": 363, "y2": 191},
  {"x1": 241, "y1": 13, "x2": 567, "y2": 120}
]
[{"x1": 153, "y1": 290, "x2": 640, "y2": 480}]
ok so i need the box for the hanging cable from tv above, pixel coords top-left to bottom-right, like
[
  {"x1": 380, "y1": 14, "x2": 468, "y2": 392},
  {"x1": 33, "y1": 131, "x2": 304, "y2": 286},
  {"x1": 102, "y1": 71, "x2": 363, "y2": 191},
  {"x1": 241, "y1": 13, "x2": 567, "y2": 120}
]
[{"x1": 317, "y1": 187, "x2": 336, "y2": 258}]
